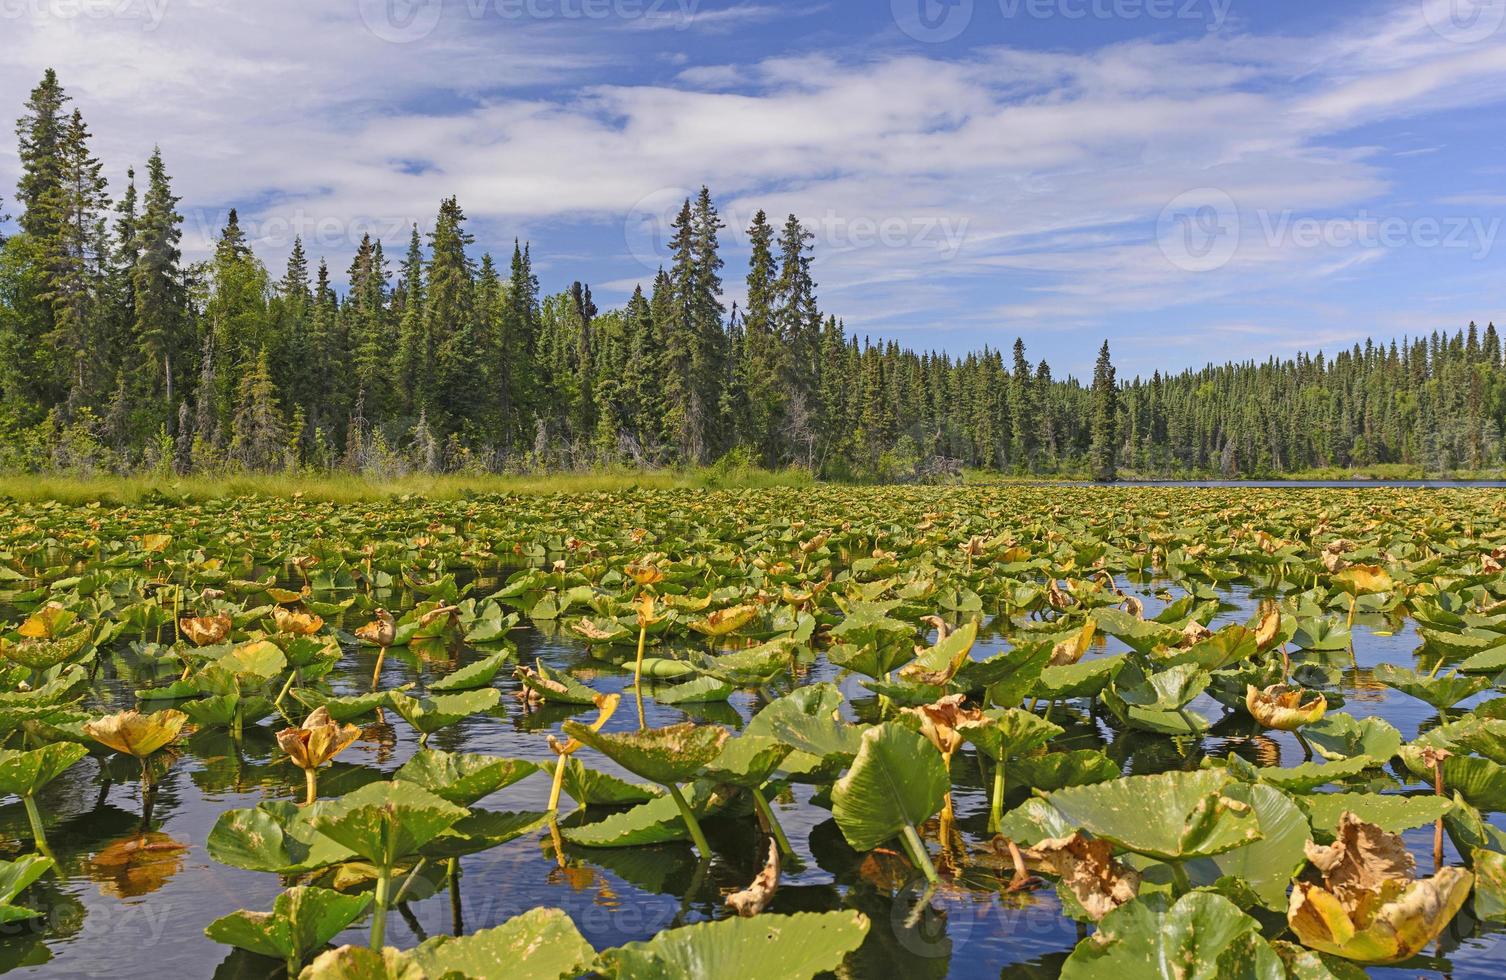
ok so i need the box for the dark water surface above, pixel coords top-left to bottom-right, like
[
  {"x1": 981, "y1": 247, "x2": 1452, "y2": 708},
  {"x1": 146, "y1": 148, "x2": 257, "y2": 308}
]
[{"x1": 3, "y1": 575, "x2": 1503, "y2": 979}]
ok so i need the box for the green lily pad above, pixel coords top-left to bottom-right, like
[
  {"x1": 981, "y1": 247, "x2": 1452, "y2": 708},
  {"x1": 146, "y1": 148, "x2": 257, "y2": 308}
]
[
  {"x1": 1060, "y1": 892, "x2": 1281, "y2": 980},
  {"x1": 205, "y1": 886, "x2": 372, "y2": 972},
  {"x1": 208, "y1": 801, "x2": 357, "y2": 874},
  {"x1": 559, "y1": 759, "x2": 661, "y2": 806},
  {"x1": 1032, "y1": 655, "x2": 1126, "y2": 701},
  {"x1": 1253, "y1": 757, "x2": 1373, "y2": 793},
  {"x1": 394, "y1": 749, "x2": 538, "y2": 806},
  {"x1": 1194, "y1": 782, "x2": 1312, "y2": 910},
  {"x1": 0, "y1": 854, "x2": 53, "y2": 924},
  {"x1": 1440, "y1": 754, "x2": 1506, "y2": 812},
  {"x1": 701, "y1": 734, "x2": 792, "y2": 787},
  {"x1": 563, "y1": 781, "x2": 726, "y2": 847},
  {"x1": 957, "y1": 708, "x2": 1062, "y2": 761},
  {"x1": 388, "y1": 688, "x2": 502, "y2": 738},
  {"x1": 420, "y1": 810, "x2": 550, "y2": 860},
  {"x1": 1373, "y1": 665, "x2": 1491, "y2": 711},
  {"x1": 595, "y1": 910, "x2": 870, "y2": 979},
  {"x1": 310, "y1": 781, "x2": 470, "y2": 864},
  {"x1": 428, "y1": 651, "x2": 512, "y2": 692},
  {"x1": 831, "y1": 722, "x2": 948, "y2": 851},
  {"x1": 651, "y1": 675, "x2": 735, "y2": 705},
  {"x1": 1473, "y1": 849, "x2": 1506, "y2": 922},
  {"x1": 561, "y1": 721, "x2": 729, "y2": 786},
  {"x1": 0, "y1": 742, "x2": 88, "y2": 798},
  {"x1": 1302, "y1": 714, "x2": 1402, "y2": 764},
  {"x1": 1007, "y1": 750, "x2": 1120, "y2": 792},
  {"x1": 1296, "y1": 793, "x2": 1452, "y2": 836},
  {"x1": 1045, "y1": 770, "x2": 1263, "y2": 862},
  {"x1": 291, "y1": 687, "x2": 402, "y2": 723},
  {"x1": 408, "y1": 907, "x2": 595, "y2": 980}
]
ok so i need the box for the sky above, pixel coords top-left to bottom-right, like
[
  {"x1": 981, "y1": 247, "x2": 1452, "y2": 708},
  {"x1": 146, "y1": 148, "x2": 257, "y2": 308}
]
[{"x1": 3, "y1": 0, "x2": 1506, "y2": 379}]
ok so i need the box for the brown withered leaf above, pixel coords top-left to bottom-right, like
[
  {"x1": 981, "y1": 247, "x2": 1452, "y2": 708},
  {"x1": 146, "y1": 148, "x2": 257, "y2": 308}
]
[
  {"x1": 726, "y1": 839, "x2": 780, "y2": 917},
  {"x1": 1021, "y1": 832, "x2": 1141, "y2": 921},
  {"x1": 904, "y1": 694, "x2": 982, "y2": 756},
  {"x1": 1305, "y1": 812, "x2": 1415, "y2": 913}
]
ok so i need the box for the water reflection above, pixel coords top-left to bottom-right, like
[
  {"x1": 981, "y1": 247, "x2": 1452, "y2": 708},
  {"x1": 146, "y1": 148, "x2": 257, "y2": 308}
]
[{"x1": 1, "y1": 569, "x2": 1503, "y2": 978}]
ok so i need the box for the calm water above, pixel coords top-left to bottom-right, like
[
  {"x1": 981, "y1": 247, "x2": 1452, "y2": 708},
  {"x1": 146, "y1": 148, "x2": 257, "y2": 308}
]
[{"x1": 3, "y1": 576, "x2": 1503, "y2": 979}]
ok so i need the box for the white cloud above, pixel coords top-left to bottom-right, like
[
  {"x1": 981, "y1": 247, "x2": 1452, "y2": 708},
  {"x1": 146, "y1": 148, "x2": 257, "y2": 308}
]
[{"x1": 2, "y1": 0, "x2": 1505, "y2": 360}]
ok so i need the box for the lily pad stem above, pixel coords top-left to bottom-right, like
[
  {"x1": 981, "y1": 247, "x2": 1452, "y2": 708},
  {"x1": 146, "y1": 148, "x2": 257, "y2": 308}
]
[
  {"x1": 988, "y1": 761, "x2": 1006, "y2": 834},
  {"x1": 900, "y1": 823, "x2": 940, "y2": 884},
  {"x1": 666, "y1": 783, "x2": 711, "y2": 857},
  {"x1": 392, "y1": 857, "x2": 427, "y2": 906},
  {"x1": 1168, "y1": 860, "x2": 1192, "y2": 896},
  {"x1": 274, "y1": 668, "x2": 298, "y2": 708},
  {"x1": 304, "y1": 767, "x2": 318, "y2": 806},
  {"x1": 370, "y1": 863, "x2": 392, "y2": 949},
  {"x1": 751, "y1": 786, "x2": 795, "y2": 860},
  {"x1": 22, "y1": 796, "x2": 53, "y2": 860}
]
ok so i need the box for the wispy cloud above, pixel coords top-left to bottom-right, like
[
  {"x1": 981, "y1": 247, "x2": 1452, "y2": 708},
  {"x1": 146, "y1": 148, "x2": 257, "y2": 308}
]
[{"x1": 1, "y1": 0, "x2": 1504, "y2": 371}]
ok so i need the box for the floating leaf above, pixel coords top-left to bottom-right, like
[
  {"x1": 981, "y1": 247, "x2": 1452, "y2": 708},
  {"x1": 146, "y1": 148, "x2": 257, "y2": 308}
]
[
  {"x1": 831, "y1": 722, "x2": 948, "y2": 851},
  {"x1": 595, "y1": 910, "x2": 870, "y2": 979}
]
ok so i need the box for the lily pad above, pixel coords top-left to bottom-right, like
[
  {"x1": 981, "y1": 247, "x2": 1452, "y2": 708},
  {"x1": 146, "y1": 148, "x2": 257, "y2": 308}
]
[
  {"x1": 408, "y1": 907, "x2": 596, "y2": 980},
  {"x1": 1060, "y1": 892, "x2": 1281, "y2": 980},
  {"x1": 561, "y1": 721, "x2": 729, "y2": 786},
  {"x1": 831, "y1": 722, "x2": 948, "y2": 851},
  {"x1": 595, "y1": 910, "x2": 870, "y2": 979},
  {"x1": 428, "y1": 651, "x2": 512, "y2": 692},
  {"x1": 1044, "y1": 770, "x2": 1263, "y2": 862},
  {"x1": 204, "y1": 886, "x2": 372, "y2": 972},
  {"x1": 393, "y1": 749, "x2": 538, "y2": 806}
]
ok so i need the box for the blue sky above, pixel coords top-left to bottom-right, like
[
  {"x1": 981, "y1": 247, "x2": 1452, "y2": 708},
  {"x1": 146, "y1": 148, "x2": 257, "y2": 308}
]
[{"x1": 3, "y1": 0, "x2": 1505, "y2": 379}]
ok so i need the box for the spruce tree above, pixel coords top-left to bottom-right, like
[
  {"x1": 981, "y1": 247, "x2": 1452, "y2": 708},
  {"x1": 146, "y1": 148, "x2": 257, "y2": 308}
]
[
  {"x1": 131, "y1": 147, "x2": 186, "y2": 422},
  {"x1": 1090, "y1": 341, "x2": 1119, "y2": 482}
]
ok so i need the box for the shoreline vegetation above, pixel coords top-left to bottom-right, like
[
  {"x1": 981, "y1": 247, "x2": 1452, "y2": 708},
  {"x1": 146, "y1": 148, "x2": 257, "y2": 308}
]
[
  {"x1": 2, "y1": 462, "x2": 1502, "y2": 505},
  {"x1": 5, "y1": 70, "x2": 1506, "y2": 486}
]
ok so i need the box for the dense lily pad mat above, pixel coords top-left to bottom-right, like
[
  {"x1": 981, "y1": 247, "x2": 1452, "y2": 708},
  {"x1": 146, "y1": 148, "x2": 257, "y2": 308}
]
[{"x1": 0, "y1": 484, "x2": 1504, "y2": 978}]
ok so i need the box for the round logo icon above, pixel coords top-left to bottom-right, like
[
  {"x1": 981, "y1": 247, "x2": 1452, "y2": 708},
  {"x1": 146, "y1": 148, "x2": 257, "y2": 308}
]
[
  {"x1": 1422, "y1": 0, "x2": 1506, "y2": 43},
  {"x1": 625, "y1": 186, "x2": 693, "y2": 272},
  {"x1": 889, "y1": 875, "x2": 974, "y2": 958},
  {"x1": 1157, "y1": 187, "x2": 1239, "y2": 273},
  {"x1": 358, "y1": 0, "x2": 444, "y2": 43},
  {"x1": 891, "y1": 0, "x2": 974, "y2": 43}
]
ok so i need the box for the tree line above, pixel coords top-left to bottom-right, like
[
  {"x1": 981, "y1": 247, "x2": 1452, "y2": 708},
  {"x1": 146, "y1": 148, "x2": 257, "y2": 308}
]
[{"x1": 1, "y1": 70, "x2": 1502, "y2": 481}]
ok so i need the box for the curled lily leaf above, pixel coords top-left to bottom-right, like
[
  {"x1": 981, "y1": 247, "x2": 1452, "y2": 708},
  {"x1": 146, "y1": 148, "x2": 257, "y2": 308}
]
[
  {"x1": 903, "y1": 693, "x2": 981, "y2": 757},
  {"x1": 625, "y1": 561, "x2": 664, "y2": 587},
  {"x1": 277, "y1": 706, "x2": 361, "y2": 805},
  {"x1": 353, "y1": 609, "x2": 396, "y2": 647},
  {"x1": 272, "y1": 607, "x2": 324, "y2": 636},
  {"x1": 726, "y1": 838, "x2": 780, "y2": 917},
  {"x1": 1020, "y1": 832, "x2": 1142, "y2": 921},
  {"x1": 179, "y1": 613, "x2": 231, "y2": 647},
  {"x1": 635, "y1": 594, "x2": 664, "y2": 628},
  {"x1": 1287, "y1": 812, "x2": 1473, "y2": 964},
  {"x1": 1246, "y1": 684, "x2": 1328, "y2": 731},
  {"x1": 84, "y1": 709, "x2": 188, "y2": 759},
  {"x1": 1050, "y1": 619, "x2": 1097, "y2": 667},
  {"x1": 688, "y1": 604, "x2": 758, "y2": 637},
  {"x1": 18, "y1": 603, "x2": 75, "y2": 639}
]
